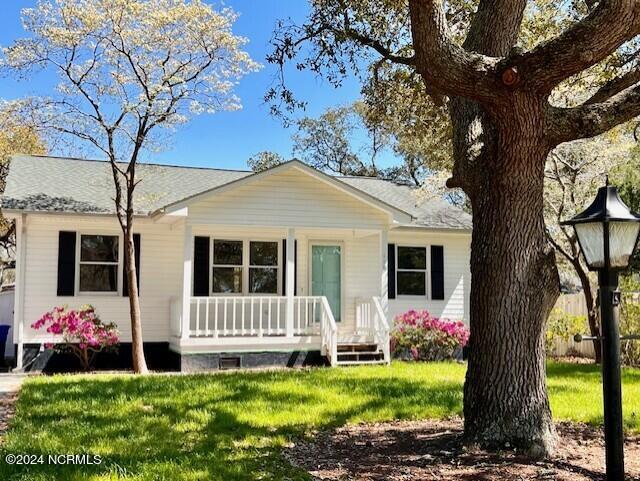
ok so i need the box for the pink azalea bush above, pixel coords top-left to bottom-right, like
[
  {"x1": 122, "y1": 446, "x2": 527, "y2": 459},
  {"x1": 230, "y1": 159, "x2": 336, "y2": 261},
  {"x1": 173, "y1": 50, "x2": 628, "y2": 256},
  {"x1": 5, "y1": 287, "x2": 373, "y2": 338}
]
[
  {"x1": 31, "y1": 305, "x2": 119, "y2": 371},
  {"x1": 391, "y1": 310, "x2": 469, "y2": 361}
]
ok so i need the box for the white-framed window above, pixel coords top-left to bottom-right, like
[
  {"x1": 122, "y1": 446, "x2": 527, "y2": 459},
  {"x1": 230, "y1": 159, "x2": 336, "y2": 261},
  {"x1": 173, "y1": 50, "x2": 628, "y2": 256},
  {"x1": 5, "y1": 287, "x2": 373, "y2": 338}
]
[
  {"x1": 211, "y1": 238, "x2": 281, "y2": 295},
  {"x1": 396, "y1": 245, "x2": 427, "y2": 296},
  {"x1": 249, "y1": 241, "x2": 279, "y2": 294},
  {"x1": 78, "y1": 234, "x2": 120, "y2": 293},
  {"x1": 212, "y1": 239, "x2": 243, "y2": 294}
]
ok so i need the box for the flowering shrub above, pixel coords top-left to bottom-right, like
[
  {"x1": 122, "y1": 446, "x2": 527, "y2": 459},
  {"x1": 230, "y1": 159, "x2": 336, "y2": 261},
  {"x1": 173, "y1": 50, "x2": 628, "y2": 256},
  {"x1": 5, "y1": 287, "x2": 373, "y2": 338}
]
[
  {"x1": 391, "y1": 310, "x2": 469, "y2": 361},
  {"x1": 31, "y1": 305, "x2": 119, "y2": 371}
]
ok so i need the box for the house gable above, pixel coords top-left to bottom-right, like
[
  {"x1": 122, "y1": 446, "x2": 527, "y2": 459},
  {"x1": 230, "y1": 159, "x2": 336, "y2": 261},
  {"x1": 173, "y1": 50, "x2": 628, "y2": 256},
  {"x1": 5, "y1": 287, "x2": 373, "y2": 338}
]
[{"x1": 159, "y1": 161, "x2": 413, "y2": 228}]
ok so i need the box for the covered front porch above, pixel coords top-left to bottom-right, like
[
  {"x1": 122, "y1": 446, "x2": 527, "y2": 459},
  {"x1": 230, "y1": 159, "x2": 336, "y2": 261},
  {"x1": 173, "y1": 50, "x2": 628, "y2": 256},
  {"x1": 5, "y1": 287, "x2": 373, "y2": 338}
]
[{"x1": 168, "y1": 225, "x2": 391, "y2": 366}]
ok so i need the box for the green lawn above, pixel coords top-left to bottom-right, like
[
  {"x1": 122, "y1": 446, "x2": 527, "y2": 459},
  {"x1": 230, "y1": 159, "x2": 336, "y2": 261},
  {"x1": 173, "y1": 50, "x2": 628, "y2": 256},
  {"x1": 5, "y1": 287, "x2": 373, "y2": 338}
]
[{"x1": 1, "y1": 361, "x2": 639, "y2": 481}]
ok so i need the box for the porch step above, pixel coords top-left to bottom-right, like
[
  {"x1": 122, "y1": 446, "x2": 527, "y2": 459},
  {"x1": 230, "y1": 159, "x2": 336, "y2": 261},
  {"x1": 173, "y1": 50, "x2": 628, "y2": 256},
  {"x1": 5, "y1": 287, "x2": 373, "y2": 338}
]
[
  {"x1": 335, "y1": 342, "x2": 385, "y2": 365},
  {"x1": 335, "y1": 359, "x2": 388, "y2": 366},
  {"x1": 337, "y1": 343, "x2": 378, "y2": 352}
]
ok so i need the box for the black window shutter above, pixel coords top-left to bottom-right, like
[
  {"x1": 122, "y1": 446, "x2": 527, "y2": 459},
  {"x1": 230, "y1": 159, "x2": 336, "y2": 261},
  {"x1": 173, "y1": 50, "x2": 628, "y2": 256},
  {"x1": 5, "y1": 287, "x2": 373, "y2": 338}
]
[
  {"x1": 282, "y1": 239, "x2": 298, "y2": 295},
  {"x1": 123, "y1": 234, "x2": 141, "y2": 297},
  {"x1": 193, "y1": 236, "x2": 210, "y2": 296},
  {"x1": 431, "y1": 245, "x2": 445, "y2": 300},
  {"x1": 57, "y1": 231, "x2": 76, "y2": 296},
  {"x1": 388, "y1": 243, "x2": 396, "y2": 299}
]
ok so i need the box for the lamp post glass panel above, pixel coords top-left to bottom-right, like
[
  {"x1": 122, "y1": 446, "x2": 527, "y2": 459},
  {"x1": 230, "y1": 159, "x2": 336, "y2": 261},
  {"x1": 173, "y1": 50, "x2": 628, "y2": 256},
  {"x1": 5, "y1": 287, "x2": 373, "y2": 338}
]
[{"x1": 562, "y1": 182, "x2": 640, "y2": 481}]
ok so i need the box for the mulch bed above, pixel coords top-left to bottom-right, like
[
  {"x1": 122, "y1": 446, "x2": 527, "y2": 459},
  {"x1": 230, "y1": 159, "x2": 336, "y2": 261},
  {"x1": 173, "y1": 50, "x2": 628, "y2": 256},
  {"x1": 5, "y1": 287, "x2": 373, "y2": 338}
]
[
  {"x1": 285, "y1": 419, "x2": 640, "y2": 480},
  {"x1": 0, "y1": 391, "x2": 18, "y2": 444}
]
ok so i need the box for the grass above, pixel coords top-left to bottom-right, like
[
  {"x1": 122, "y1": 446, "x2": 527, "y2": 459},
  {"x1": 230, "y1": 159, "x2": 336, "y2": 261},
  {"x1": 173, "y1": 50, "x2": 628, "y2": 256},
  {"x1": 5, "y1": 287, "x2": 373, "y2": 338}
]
[{"x1": 0, "y1": 361, "x2": 639, "y2": 480}]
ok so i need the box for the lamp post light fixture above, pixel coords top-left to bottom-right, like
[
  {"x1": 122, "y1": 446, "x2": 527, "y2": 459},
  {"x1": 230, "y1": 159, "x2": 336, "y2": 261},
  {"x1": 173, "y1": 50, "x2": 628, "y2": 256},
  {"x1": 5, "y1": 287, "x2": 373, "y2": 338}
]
[{"x1": 562, "y1": 180, "x2": 640, "y2": 481}]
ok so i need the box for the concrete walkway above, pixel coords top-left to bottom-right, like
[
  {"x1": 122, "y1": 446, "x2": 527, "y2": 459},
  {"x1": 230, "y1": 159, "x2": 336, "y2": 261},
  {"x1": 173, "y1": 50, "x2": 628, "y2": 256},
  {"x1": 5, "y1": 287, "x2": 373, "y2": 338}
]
[{"x1": 0, "y1": 373, "x2": 29, "y2": 442}]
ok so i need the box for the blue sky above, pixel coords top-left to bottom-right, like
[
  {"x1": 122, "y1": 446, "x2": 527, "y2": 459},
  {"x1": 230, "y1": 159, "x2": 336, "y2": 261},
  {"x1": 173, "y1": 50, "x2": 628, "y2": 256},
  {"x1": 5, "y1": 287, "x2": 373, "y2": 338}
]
[{"x1": 0, "y1": 0, "x2": 370, "y2": 170}]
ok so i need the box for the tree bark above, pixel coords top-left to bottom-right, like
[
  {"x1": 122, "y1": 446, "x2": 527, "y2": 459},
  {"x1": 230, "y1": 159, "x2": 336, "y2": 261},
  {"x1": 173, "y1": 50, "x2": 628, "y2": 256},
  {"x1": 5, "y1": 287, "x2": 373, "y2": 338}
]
[
  {"x1": 125, "y1": 226, "x2": 148, "y2": 374},
  {"x1": 458, "y1": 94, "x2": 560, "y2": 457}
]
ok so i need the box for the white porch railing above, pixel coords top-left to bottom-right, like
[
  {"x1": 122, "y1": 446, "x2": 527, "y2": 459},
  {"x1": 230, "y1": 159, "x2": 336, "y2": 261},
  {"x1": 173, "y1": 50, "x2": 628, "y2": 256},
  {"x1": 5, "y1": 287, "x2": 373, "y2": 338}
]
[
  {"x1": 356, "y1": 296, "x2": 391, "y2": 364},
  {"x1": 171, "y1": 295, "x2": 339, "y2": 365},
  {"x1": 320, "y1": 296, "x2": 338, "y2": 367},
  {"x1": 180, "y1": 296, "x2": 330, "y2": 338}
]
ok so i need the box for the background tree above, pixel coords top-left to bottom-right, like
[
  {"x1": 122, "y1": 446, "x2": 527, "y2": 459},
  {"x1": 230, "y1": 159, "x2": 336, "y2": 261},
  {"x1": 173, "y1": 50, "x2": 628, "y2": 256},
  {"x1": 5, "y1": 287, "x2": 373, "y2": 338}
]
[
  {"x1": 247, "y1": 151, "x2": 286, "y2": 172},
  {"x1": 292, "y1": 104, "x2": 378, "y2": 175},
  {"x1": 0, "y1": 104, "x2": 47, "y2": 284},
  {"x1": 614, "y1": 150, "x2": 640, "y2": 272},
  {"x1": 2, "y1": 0, "x2": 258, "y2": 373},
  {"x1": 268, "y1": 0, "x2": 640, "y2": 455},
  {"x1": 544, "y1": 130, "x2": 635, "y2": 363}
]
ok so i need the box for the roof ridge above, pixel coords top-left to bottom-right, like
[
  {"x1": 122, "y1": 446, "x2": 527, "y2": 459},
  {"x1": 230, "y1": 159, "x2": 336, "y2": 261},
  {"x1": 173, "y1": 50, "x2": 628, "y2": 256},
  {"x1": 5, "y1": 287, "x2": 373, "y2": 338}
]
[
  {"x1": 337, "y1": 174, "x2": 415, "y2": 187},
  {"x1": 13, "y1": 154, "x2": 253, "y2": 174}
]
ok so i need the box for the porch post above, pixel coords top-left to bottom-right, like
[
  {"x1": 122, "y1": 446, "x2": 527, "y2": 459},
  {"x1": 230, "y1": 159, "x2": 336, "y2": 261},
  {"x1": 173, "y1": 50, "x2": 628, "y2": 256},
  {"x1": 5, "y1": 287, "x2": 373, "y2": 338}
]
[
  {"x1": 379, "y1": 229, "x2": 389, "y2": 317},
  {"x1": 14, "y1": 214, "x2": 25, "y2": 370},
  {"x1": 181, "y1": 224, "x2": 192, "y2": 340},
  {"x1": 285, "y1": 227, "x2": 295, "y2": 337}
]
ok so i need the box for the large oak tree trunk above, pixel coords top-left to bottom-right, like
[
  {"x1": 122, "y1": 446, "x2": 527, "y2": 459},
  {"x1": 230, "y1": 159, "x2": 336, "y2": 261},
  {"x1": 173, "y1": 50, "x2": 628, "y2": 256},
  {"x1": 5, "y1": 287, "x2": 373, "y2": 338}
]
[
  {"x1": 453, "y1": 94, "x2": 560, "y2": 456},
  {"x1": 125, "y1": 227, "x2": 148, "y2": 374}
]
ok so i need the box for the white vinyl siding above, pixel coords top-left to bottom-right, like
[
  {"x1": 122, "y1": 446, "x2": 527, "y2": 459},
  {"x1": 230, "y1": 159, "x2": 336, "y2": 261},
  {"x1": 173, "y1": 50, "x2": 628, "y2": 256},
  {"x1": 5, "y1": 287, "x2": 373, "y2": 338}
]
[
  {"x1": 20, "y1": 214, "x2": 182, "y2": 343},
  {"x1": 187, "y1": 167, "x2": 389, "y2": 229},
  {"x1": 388, "y1": 230, "x2": 470, "y2": 324},
  {"x1": 14, "y1": 207, "x2": 470, "y2": 347}
]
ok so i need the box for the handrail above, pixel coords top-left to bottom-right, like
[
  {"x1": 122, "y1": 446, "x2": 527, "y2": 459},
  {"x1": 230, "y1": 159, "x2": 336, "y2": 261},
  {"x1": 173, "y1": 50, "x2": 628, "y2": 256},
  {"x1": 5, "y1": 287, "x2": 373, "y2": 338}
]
[
  {"x1": 319, "y1": 296, "x2": 338, "y2": 367},
  {"x1": 371, "y1": 296, "x2": 391, "y2": 365}
]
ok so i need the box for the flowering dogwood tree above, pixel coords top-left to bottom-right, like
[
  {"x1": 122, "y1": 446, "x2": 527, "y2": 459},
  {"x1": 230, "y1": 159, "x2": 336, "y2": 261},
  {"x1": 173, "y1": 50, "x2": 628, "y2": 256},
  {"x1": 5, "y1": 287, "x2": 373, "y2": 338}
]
[
  {"x1": 32, "y1": 305, "x2": 119, "y2": 371},
  {"x1": 2, "y1": 0, "x2": 259, "y2": 373}
]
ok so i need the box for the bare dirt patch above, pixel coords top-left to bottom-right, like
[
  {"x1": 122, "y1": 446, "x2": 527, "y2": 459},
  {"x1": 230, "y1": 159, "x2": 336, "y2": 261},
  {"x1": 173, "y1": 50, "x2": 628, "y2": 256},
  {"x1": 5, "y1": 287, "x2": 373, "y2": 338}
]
[{"x1": 285, "y1": 419, "x2": 640, "y2": 480}]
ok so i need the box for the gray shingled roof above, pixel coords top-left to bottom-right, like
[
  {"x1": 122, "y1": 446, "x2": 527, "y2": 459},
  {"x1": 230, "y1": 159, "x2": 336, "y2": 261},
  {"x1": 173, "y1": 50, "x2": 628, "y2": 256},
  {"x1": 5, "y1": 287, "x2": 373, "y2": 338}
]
[{"x1": 2, "y1": 155, "x2": 471, "y2": 230}]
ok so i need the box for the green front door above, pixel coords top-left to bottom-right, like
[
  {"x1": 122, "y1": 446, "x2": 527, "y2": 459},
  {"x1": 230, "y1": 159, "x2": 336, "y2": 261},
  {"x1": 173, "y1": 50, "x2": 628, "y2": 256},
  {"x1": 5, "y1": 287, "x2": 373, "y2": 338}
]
[{"x1": 311, "y1": 245, "x2": 342, "y2": 322}]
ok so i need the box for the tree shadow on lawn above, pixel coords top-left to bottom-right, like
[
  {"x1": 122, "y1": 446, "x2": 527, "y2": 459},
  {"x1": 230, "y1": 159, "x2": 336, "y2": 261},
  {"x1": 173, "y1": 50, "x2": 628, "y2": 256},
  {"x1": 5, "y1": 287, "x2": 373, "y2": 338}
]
[{"x1": 0, "y1": 369, "x2": 463, "y2": 481}]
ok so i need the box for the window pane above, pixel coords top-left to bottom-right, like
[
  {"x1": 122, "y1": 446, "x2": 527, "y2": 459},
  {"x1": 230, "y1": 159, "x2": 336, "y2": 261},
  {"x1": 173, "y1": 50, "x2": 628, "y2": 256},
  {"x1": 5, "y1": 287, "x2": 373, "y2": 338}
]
[
  {"x1": 80, "y1": 235, "x2": 118, "y2": 262},
  {"x1": 79, "y1": 264, "x2": 118, "y2": 292},
  {"x1": 249, "y1": 268, "x2": 278, "y2": 294},
  {"x1": 213, "y1": 240, "x2": 242, "y2": 265},
  {"x1": 212, "y1": 267, "x2": 242, "y2": 293},
  {"x1": 397, "y1": 246, "x2": 426, "y2": 270},
  {"x1": 397, "y1": 271, "x2": 426, "y2": 296},
  {"x1": 250, "y1": 241, "x2": 278, "y2": 266}
]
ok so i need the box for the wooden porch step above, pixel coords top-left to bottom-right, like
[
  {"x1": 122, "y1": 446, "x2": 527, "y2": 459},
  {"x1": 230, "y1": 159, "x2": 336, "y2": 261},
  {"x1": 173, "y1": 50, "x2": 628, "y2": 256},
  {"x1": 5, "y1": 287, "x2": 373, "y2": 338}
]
[
  {"x1": 336, "y1": 359, "x2": 388, "y2": 366},
  {"x1": 336, "y1": 346, "x2": 384, "y2": 365},
  {"x1": 337, "y1": 343, "x2": 378, "y2": 353}
]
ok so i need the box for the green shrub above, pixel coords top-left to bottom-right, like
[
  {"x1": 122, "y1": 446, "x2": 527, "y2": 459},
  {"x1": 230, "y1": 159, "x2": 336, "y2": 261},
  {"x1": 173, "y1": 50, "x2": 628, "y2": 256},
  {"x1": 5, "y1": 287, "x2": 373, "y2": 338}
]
[
  {"x1": 546, "y1": 308, "x2": 588, "y2": 357},
  {"x1": 621, "y1": 276, "x2": 640, "y2": 367}
]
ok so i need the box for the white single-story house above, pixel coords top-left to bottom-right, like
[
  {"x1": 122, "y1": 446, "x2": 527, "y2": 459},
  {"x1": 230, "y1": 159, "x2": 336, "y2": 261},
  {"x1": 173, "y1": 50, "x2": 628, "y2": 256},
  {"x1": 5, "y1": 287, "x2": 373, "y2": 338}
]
[{"x1": 1, "y1": 154, "x2": 471, "y2": 371}]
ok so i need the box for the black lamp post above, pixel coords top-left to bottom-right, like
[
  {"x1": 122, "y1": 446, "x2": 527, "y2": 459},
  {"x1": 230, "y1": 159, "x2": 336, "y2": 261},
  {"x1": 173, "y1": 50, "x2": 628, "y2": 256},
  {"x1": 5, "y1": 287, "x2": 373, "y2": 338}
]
[{"x1": 562, "y1": 181, "x2": 640, "y2": 481}]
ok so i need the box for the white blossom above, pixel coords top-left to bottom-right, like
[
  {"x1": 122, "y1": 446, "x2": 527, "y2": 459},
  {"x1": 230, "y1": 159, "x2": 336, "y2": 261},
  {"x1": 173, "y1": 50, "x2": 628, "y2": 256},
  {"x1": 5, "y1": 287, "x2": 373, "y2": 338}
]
[{"x1": 1, "y1": 0, "x2": 261, "y2": 160}]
